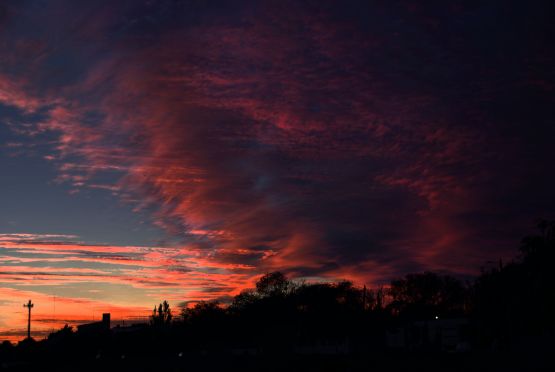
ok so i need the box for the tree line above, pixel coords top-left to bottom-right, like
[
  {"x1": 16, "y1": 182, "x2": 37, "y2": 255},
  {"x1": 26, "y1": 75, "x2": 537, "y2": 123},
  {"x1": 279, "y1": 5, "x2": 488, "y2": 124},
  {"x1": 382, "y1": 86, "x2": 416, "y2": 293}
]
[
  {"x1": 0, "y1": 221, "x2": 553, "y2": 369},
  {"x1": 153, "y1": 220, "x2": 555, "y2": 352}
]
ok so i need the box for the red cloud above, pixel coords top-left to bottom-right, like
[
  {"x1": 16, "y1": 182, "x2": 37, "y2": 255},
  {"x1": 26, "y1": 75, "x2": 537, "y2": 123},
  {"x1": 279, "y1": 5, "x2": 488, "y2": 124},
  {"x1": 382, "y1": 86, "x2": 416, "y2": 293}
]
[
  {"x1": 0, "y1": 2, "x2": 495, "y2": 288},
  {"x1": 3, "y1": 2, "x2": 553, "y2": 340}
]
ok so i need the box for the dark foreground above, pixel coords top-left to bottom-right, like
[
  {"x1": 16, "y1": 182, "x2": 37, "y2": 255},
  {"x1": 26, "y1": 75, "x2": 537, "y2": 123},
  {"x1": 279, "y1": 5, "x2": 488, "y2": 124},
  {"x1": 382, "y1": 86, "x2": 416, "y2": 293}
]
[
  {"x1": 1, "y1": 351, "x2": 551, "y2": 372},
  {"x1": 2, "y1": 222, "x2": 553, "y2": 371}
]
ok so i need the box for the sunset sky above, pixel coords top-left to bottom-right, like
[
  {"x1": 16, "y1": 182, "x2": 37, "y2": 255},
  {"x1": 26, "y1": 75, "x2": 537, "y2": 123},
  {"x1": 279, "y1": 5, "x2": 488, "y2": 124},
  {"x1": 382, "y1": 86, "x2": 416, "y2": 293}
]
[{"x1": 1, "y1": 0, "x2": 554, "y2": 341}]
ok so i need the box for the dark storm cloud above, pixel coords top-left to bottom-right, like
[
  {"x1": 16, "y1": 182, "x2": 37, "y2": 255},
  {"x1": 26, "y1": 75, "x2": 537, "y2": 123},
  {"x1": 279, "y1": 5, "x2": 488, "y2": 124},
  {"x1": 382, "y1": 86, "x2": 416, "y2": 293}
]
[{"x1": 1, "y1": 0, "x2": 554, "y2": 291}]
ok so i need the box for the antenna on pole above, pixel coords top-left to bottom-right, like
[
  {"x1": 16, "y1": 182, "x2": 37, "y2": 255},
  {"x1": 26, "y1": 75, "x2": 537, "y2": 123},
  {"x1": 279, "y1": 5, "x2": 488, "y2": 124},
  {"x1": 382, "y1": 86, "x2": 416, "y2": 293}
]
[
  {"x1": 23, "y1": 300, "x2": 34, "y2": 339},
  {"x1": 52, "y1": 294, "x2": 56, "y2": 334}
]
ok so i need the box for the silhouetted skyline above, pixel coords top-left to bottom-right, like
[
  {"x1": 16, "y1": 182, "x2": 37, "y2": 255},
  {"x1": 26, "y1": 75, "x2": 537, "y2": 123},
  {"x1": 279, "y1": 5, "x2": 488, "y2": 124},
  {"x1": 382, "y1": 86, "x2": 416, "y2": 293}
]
[{"x1": 1, "y1": 224, "x2": 553, "y2": 371}]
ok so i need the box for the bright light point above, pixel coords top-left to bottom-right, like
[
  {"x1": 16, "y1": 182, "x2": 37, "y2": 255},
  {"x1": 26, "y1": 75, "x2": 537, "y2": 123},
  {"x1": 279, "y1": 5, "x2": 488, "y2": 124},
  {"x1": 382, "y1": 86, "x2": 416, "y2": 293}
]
[{"x1": 435, "y1": 316, "x2": 439, "y2": 319}]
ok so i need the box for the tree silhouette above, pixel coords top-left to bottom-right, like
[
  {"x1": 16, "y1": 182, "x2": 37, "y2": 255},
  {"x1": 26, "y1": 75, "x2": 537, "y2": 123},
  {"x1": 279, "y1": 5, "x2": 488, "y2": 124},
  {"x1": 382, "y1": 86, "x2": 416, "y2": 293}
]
[
  {"x1": 472, "y1": 220, "x2": 555, "y2": 349},
  {"x1": 230, "y1": 289, "x2": 258, "y2": 311},
  {"x1": 151, "y1": 300, "x2": 172, "y2": 326},
  {"x1": 181, "y1": 301, "x2": 225, "y2": 325},
  {"x1": 388, "y1": 272, "x2": 466, "y2": 319},
  {"x1": 255, "y1": 271, "x2": 293, "y2": 297}
]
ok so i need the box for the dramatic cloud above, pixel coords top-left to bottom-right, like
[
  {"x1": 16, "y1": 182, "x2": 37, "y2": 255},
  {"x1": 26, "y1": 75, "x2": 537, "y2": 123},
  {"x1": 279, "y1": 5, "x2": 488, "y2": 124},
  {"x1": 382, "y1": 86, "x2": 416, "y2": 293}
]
[{"x1": 1, "y1": 0, "x2": 554, "y2": 340}]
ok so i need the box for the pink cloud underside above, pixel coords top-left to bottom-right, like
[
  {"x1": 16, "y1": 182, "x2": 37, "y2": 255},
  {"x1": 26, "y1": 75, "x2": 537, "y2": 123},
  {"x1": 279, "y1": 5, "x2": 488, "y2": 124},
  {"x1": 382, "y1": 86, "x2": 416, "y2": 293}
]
[
  {"x1": 0, "y1": 235, "x2": 256, "y2": 297},
  {"x1": 0, "y1": 2, "x2": 520, "y2": 307}
]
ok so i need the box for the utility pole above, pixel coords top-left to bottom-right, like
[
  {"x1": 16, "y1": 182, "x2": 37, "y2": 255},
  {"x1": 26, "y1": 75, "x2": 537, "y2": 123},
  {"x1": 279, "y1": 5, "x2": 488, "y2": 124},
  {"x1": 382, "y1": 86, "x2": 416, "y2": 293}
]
[{"x1": 23, "y1": 300, "x2": 34, "y2": 339}]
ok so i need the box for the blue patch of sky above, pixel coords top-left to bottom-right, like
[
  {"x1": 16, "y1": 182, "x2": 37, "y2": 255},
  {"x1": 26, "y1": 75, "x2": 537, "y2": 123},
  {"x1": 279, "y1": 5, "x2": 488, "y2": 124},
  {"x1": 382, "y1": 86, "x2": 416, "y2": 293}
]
[{"x1": 1, "y1": 105, "x2": 166, "y2": 247}]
